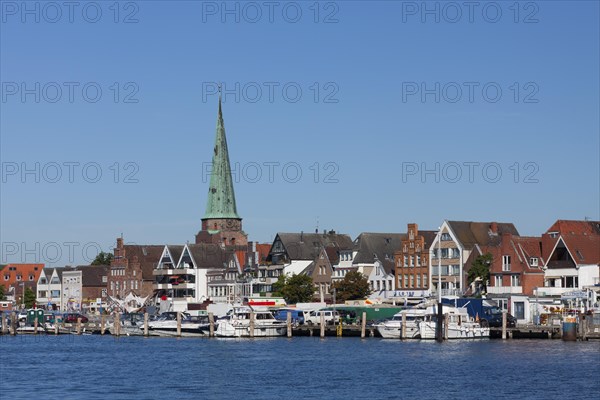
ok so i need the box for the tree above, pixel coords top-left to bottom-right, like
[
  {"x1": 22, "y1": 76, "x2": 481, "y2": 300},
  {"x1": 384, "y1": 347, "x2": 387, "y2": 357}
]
[
  {"x1": 24, "y1": 287, "x2": 36, "y2": 309},
  {"x1": 468, "y1": 253, "x2": 493, "y2": 295},
  {"x1": 332, "y1": 271, "x2": 371, "y2": 302},
  {"x1": 272, "y1": 274, "x2": 314, "y2": 305},
  {"x1": 92, "y1": 251, "x2": 113, "y2": 265},
  {"x1": 0, "y1": 284, "x2": 5, "y2": 301}
]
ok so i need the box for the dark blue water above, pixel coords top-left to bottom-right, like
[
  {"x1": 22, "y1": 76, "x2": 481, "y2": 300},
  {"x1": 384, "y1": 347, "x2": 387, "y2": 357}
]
[{"x1": 1, "y1": 336, "x2": 599, "y2": 400}]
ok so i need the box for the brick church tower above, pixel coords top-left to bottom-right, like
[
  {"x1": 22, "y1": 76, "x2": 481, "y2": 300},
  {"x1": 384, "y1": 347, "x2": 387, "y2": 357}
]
[{"x1": 195, "y1": 96, "x2": 248, "y2": 247}]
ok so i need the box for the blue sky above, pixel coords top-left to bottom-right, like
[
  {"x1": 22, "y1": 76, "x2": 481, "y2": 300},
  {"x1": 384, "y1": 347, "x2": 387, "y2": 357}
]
[{"x1": 1, "y1": 0, "x2": 599, "y2": 266}]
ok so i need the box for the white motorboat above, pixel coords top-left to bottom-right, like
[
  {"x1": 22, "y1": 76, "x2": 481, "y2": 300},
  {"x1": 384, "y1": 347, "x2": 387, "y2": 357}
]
[
  {"x1": 147, "y1": 312, "x2": 210, "y2": 337},
  {"x1": 215, "y1": 306, "x2": 287, "y2": 338},
  {"x1": 375, "y1": 307, "x2": 429, "y2": 339},
  {"x1": 418, "y1": 305, "x2": 490, "y2": 339}
]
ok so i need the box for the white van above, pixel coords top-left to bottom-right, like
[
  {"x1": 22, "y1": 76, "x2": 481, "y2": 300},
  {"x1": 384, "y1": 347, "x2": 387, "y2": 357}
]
[{"x1": 305, "y1": 310, "x2": 340, "y2": 325}]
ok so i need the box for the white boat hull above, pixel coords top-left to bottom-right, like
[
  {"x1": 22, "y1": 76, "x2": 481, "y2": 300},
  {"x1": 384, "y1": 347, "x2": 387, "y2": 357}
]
[
  {"x1": 376, "y1": 322, "x2": 421, "y2": 339},
  {"x1": 215, "y1": 321, "x2": 287, "y2": 337},
  {"x1": 419, "y1": 322, "x2": 490, "y2": 339}
]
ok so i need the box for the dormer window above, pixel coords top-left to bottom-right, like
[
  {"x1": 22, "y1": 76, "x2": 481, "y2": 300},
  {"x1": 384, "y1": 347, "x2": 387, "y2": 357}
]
[{"x1": 530, "y1": 257, "x2": 539, "y2": 267}]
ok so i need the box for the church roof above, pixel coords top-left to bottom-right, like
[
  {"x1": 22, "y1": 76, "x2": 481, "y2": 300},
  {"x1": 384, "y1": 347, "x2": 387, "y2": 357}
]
[{"x1": 203, "y1": 96, "x2": 241, "y2": 220}]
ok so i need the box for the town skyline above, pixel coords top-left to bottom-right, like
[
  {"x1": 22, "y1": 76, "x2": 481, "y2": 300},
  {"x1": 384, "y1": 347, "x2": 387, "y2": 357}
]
[{"x1": 2, "y1": 2, "x2": 599, "y2": 266}]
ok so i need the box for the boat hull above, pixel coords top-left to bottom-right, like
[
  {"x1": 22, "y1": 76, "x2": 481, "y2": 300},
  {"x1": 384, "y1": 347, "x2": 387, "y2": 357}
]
[
  {"x1": 419, "y1": 322, "x2": 490, "y2": 339},
  {"x1": 215, "y1": 321, "x2": 287, "y2": 337}
]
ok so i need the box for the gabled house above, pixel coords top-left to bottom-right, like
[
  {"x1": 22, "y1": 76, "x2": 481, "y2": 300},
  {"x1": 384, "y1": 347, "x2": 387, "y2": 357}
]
[
  {"x1": 540, "y1": 220, "x2": 600, "y2": 296},
  {"x1": 394, "y1": 223, "x2": 437, "y2": 298},
  {"x1": 430, "y1": 220, "x2": 520, "y2": 297},
  {"x1": 302, "y1": 247, "x2": 335, "y2": 301},
  {"x1": 36, "y1": 267, "x2": 64, "y2": 310},
  {"x1": 261, "y1": 231, "x2": 353, "y2": 294},
  {"x1": 482, "y1": 234, "x2": 545, "y2": 297},
  {"x1": 0, "y1": 263, "x2": 43, "y2": 306},
  {"x1": 351, "y1": 232, "x2": 404, "y2": 299},
  {"x1": 108, "y1": 237, "x2": 164, "y2": 299}
]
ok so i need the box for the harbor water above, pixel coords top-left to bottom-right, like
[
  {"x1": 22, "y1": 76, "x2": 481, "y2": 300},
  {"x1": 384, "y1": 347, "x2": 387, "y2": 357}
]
[{"x1": 1, "y1": 336, "x2": 599, "y2": 400}]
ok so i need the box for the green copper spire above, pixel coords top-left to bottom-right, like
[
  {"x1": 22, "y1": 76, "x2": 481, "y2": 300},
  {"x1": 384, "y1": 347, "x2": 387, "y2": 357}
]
[{"x1": 203, "y1": 96, "x2": 240, "y2": 220}]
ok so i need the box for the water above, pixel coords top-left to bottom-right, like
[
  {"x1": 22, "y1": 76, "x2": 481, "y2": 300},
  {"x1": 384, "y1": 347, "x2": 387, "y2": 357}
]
[{"x1": 1, "y1": 336, "x2": 599, "y2": 400}]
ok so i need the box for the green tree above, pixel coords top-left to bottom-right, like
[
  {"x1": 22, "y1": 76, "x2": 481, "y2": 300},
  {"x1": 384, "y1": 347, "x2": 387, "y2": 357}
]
[
  {"x1": 332, "y1": 271, "x2": 371, "y2": 302},
  {"x1": 0, "y1": 284, "x2": 5, "y2": 301},
  {"x1": 24, "y1": 287, "x2": 36, "y2": 308},
  {"x1": 92, "y1": 251, "x2": 113, "y2": 265},
  {"x1": 272, "y1": 274, "x2": 314, "y2": 304},
  {"x1": 468, "y1": 253, "x2": 493, "y2": 294}
]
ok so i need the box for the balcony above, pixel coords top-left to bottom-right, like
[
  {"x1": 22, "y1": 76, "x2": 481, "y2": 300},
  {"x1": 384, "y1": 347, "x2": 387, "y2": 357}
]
[
  {"x1": 535, "y1": 287, "x2": 578, "y2": 296},
  {"x1": 153, "y1": 268, "x2": 194, "y2": 276},
  {"x1": 487, "y1": 286, "x2": 523, "y2": 294}
]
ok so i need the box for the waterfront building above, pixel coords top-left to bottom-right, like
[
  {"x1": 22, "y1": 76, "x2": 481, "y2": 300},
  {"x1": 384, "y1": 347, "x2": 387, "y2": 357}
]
[
  {"x1": 108, "y1": 237, "x2": 164, "y2": 299},
  {"x1": 0, "y1": 263, "x2": 43, "y2": 307},
  {"x1": 429, "y1": 221, "x2": 520, "y2": 297},
  {"x1": 540, "y1": 220, "x2": 600, "y2": 296},
  {"x1": 394, "y1": 223, "x2": 437, "y2": 299},
  {"x1": 36, "y1": 267, "x2": 64, "y2": 310},
  {"x1": 263, "y1": 231, "x2": 353, "y2": 296},
  {"x1": 351, "y1": 232, "x2": 403, "y2": 299}
]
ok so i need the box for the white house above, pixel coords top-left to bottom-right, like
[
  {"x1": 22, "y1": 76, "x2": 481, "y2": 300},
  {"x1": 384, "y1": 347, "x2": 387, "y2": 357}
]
[{"x1": 36, "y1": 268, "x2": 63, "y2": 310}]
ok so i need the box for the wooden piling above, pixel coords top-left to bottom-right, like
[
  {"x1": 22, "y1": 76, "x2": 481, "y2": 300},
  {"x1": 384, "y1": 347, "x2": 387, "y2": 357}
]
[
  {"x1": 435, "y1": 303, "x2": 443, "y2": 342},
  {"x1": 115, "y1": 313, "x2": 121, "y2": 337},
  {"x1": 176, "y1": 312, "x2": 182, "y2": 337},
  {"x1": 144, "y1": 312, "x2": 149, "y2": 337},
  {"x1": 76, "y1": 317, "x2": 82, "y2": 335},
  {"x1": 1, "y1": 312, "x2": 6, "y2": 335},
  {"x1": 286, "y1": 311, "x2": 292, "y2": 338},
  {"x1": 249, "y1": 312, "x2": 255, "y2": 338},
  {"x1": 208, "y1": 313, "x2": 215, "y2": 337},
  {"x1": 361, "y1": 312, "x2": 367, "y2": 339},
  {"x1": 10, "y1": 312, "x2": 17, "y2": 335},
  {"x1": 320, "y1": 313, "x2": 325, "y2": 338},
  {"x1": 100, "y1": 314, "x2": 105, "y2": 335},
  {"x1": 54, "y1": 320, "x2": 59, "y2": 335},
  {"x1": 34, "y1": 316, "x2": 38, "y2": 335},
  {"x1": 443, "y1": 314, "x2": 449, "y2": 340},
  {"x1": 502, "y1": 311, "x2": 507, "y2": 340},
  {"x1": 401, "y1": 311, "x2": 407, "y2": 340},
  {"x1": 582, "y1": 316, "x2": 588, "y2": 341}
]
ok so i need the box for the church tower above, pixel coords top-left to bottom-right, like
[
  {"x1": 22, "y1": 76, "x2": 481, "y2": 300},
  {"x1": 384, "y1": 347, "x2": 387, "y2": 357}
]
[{"x1": 195, "y1": 96, "x2": 248, "y2": 247}]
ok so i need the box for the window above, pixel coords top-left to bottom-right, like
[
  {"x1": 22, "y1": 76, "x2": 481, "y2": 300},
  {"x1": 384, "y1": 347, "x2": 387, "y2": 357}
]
[
  {"x1": 495, "y1": 275, "x2": 502, "y2": 287},
  {"x1": 409, "y1": 256, "x2": 414, "y2": 267},
  {"x1": 441, "y1": 248, "x2": 449, "y2": 258},
  {"x1": 530, "y1": 257, "x2": 538, "y2": 267},
  {"x1": 404, "y1": 275, "x2": 408, "y2": 288},
  {"x1": 403, "y1": 255, "x2": 408, "y2": 266},
  {"x1": 449, "y1": 265, "x2": 460, "y2": 276},
  {"x1": 441, "y1": 233, "x2": 451, "y2": 241},
  {"x1": 3, "y1": 275, "x2": 8, "y2": 281},
  {"x1": 513, "y1": 302, "x2": 525, "y2": 320},
  {"x1": 502, "y1": 255, "x2": 511, "y2": 271},
  {"x1": 409, "y1": 275, "x2": 414, "y2": 288},
  {"x1": 423, "y1": 275, "x2": 428, "y2": 287},
  {"x1": 29, "y1": 275, "x2": 34, "y2": 281},
  {"x1": 39, "y1": 291, "x2": 47, "y2": 298},
  {"x1": 511, "y1": 275, "x2": 520, "y2": 287},
  {"x1": 452, "y1": 248, "x2": 460, "y2": 258},
  {"x1": 416, "y1": 274, "x2": 421, "y2": 287},
  {"x1": 416, "y1": 255, "x2": 421, "y2": 267},
  {"x1": 102, "y1": 276, "x2": 107, "y2": 283},
  {"x1": 16, "y1": 275, "x2": 21, "y2": 281},
  {"x1": 40, "y1": 278, "x2": 47, "y2": 284}
]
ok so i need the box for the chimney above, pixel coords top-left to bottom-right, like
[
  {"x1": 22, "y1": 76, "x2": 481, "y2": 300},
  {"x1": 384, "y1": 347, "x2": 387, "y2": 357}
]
[
  {"x1": 117, "y1": 237, "x2": 123, "y2": 249},
  {"x1": 490, "y1": 222, "x2": 498, "y2": 234}
]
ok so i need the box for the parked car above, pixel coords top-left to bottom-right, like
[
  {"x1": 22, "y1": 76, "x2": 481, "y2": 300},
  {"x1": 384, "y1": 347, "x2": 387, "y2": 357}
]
[
  {"x1": 273, "y1": 308, "x2": 307, "y2": 325},
  {"x1": 63, "y1": 313, "x2": 89, "y2": 323},
  {"x1": 305, "y1": 310, "x2": 340, "y2": 325}
]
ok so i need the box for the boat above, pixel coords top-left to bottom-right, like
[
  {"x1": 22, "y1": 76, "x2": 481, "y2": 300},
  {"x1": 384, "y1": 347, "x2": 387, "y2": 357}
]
[
  {"x1": 147, "y1": 312, "x2": 210, "y2": 337},
  {"x1": 215, "y1": 306, "x2": 287, "y2": 337},
  {"x1": 375, "y1": 307, "x2": 429, "y2": 339},
  {"x1": 418, "y1": 304, "x2": 490, "y2": 339}
]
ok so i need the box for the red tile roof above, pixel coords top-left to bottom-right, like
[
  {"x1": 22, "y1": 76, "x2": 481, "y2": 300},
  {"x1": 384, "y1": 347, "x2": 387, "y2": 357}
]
[{"x1": 544, "y1": 220, "x2": 600, "y2": 266}]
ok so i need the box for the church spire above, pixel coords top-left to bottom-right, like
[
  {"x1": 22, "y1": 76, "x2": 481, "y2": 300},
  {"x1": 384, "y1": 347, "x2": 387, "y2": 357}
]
[{"x1": 203, "y1": 95, "x2": 240, "y2": 220}]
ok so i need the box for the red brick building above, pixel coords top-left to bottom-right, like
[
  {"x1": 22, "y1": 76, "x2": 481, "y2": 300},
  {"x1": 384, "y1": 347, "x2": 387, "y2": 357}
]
[
  {"x1": 0, "y1": 263, "x2": 44, "y2": 305},
  {"x1": 481, "y1": 233, "x2": 545, "y2": 296},
  {"x1": 107, "y1": 237, "x2": 163, "y2": 299},
  {"x1": 394, "y1": 224, "x2": 436, "y2": 293}
]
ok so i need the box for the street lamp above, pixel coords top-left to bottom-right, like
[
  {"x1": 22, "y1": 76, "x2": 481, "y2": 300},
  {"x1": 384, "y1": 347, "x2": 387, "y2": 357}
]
[{"x1": 437, "y1": 229, "x2": 442, "y2": 303}]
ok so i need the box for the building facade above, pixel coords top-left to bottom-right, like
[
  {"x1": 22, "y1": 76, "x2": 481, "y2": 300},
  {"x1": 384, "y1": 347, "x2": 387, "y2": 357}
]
[{"x1": 394, "y1": 223, "x2": 436, "y2": 297}]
